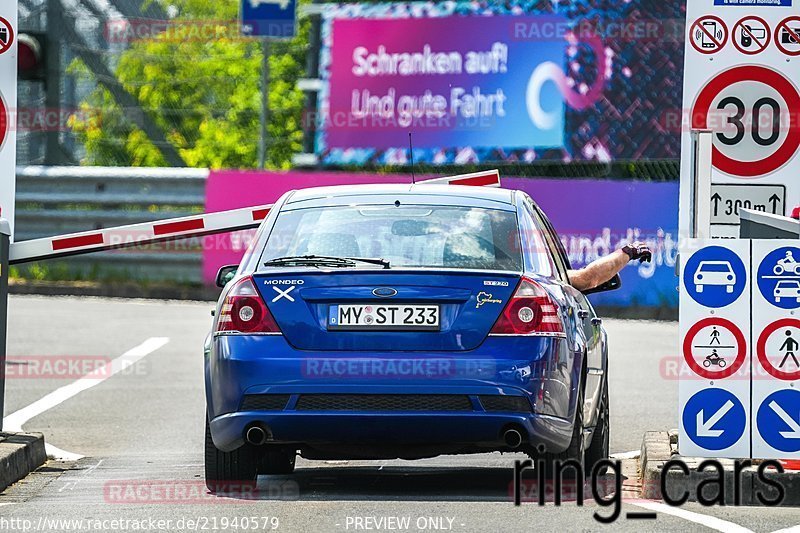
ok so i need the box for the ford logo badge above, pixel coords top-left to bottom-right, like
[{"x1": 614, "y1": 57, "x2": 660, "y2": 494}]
[{"x1": 372, "y1": 287, "x2": 398, "y2": 298}]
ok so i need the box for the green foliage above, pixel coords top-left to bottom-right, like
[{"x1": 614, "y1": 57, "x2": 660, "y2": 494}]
[{"x1": 71, "y1": 0, "x2": 309, "y2": 169}]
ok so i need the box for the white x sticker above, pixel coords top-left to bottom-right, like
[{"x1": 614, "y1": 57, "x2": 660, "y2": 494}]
[{"x1": 271, "y1": 286, "x2": 296, "y2": 303}]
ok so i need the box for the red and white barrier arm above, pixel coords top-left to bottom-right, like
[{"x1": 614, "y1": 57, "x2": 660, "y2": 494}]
[
  {"x1": 417, "y1": 169, "x2": 501, "y2": 188},
  {"x1": 8, "y1": 170, "x2": 501, "y2": 264},
  {"x1": 9, "y1": 204, "x2": 274, "y2": 265}
]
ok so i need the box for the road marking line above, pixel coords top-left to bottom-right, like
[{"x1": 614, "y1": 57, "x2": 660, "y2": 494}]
[
  {"x1": 770, "y1": 527, "x2": 800, "y2": 533},
  {"x1": 627, "y1": 500, "x2": 753, "y2": 533},
  {"x1": 2, "y1": 337, "x2": 169, "y2": 460}
]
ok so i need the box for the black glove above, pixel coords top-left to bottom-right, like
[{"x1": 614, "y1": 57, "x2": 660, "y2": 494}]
[{"x1": 622, "y1": 242, "x2": 652, "y2": 263}]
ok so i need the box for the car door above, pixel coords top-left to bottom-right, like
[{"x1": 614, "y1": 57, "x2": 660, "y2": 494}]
[{"x1": 527, "y1": 199, "x2": 606, "y2": 429}]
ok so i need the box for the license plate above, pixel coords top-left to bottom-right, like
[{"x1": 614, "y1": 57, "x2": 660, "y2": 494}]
[{"x1": 328, "y1": 304, "x2": 440, "y2": 331}]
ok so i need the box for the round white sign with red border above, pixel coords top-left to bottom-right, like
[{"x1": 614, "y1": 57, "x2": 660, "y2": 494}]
[
  {"x1": 690, "y1": 15, "x2": 728, "y2": 55},
  {"x1": 757, "y1": 318, "x2": 800, "y2": 381},
  {"x1": 775, "y1": 16, "x2": 800, "y2": 57},
  {"x1": 733, "y1": 16, "x2": 771, "y2": 56},
  {"x1": 683, "y1": 317, "x2": 747, "y2": 379},
  {"x1": 0, "y1": 16, "x2": 13, "y2": 56},
  {"x1": 692, "y1": 65, "x2": 800, "y2": 178}
]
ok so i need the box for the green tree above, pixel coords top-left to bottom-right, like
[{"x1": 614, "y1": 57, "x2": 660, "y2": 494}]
[{"x1": 70, "y1": 0, "x2": 308, "y2": 169}]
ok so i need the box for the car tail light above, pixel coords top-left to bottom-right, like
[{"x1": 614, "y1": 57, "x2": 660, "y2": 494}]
[
  {"x1": 215, "y1": 276, "x2": 280, "y2": 334},
  {"x1": 489, "y1": 277, "x2": 564, "y2": 335}
]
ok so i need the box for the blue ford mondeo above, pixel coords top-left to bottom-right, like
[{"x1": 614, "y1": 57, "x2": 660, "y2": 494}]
[{"x1": 204, "y1": 183, "x2": 613, "y2": 488}]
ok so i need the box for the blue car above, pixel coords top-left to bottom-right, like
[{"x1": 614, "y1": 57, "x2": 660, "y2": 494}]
[{"x1": 204, "y1": 183, "x2": 615, "y2": 489}]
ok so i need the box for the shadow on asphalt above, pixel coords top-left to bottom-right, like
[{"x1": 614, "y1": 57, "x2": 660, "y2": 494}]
[{"x1": 241, "y1": 466, "x2": 624, "y2": 503}]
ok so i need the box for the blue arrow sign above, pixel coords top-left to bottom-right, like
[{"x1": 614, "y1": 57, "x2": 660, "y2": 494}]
[
  {"x1": 683, "y1": 246, "x2": 747, "y2": 308},
  {"x1": 757, "y1": 389, "x2": 800, "y2": 453},
  {"x1": 241, "y1": 0, "x2": 297, "y2": 38},
  {"x1": 683, "y1": 388, "x2": 747, "y2": 450}
]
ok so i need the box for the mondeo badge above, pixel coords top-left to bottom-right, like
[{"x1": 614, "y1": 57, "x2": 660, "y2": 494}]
[{"x1": 373, "y1": 287, "x2": 398, "y2": 298}]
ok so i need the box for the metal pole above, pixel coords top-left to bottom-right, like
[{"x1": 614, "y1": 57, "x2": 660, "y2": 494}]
[
  {"x1": 0, "y1": 218, "x2": 10, "y2": 431},
  {"x1": 690, "y1": 130, "x2": 714, "y2": 239},
  {"x1": 44, "y1": 0, "x2": 62, "y2": 165},
  {"x1": 258, "y1": 38, "x2": 270, "y2": 170},
  {"x1": 302, "y1": 3, "x2": 321, "y2": 157}
]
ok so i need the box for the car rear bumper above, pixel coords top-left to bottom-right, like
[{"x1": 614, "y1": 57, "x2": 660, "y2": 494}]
[
  {"x1": 209, "y1": 408, "x2": 573, "y2": 456},
  {"x1": 205, "y1": 334, "x2": 583, "y2": 455}
]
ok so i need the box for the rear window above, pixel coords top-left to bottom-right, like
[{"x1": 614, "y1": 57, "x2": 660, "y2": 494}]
[{"x1": 260, "y1": 204, "x2": 522, "y2": 271}]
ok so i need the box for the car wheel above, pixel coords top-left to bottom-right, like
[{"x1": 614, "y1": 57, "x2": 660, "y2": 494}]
[
  {"x1": 696, "y1": 285, "x2": 704, "y2": 293},
  {"x1": 205, "y1": 415, "x2": 259, "y2": 493},
  {"x1": 584, "y1": 379, "x2": 609, "y2": 477},
  {"x1": 726, "y1": 286, "x2": 734, "y2": 293},
  {"x1": 260, "y1": 448, "x2": 296, "y2": 475},
  {"x1": 536, "y1": 377, "x2": 586, "y2": 480},
  {"x1": 776, "y1": 297, "x2": 781, "y2": 303}
]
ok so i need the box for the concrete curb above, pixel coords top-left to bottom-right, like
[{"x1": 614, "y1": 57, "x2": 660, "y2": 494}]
[
  {"x1": 0, "y1": 432, "x2": 47, "y2": 493},
  {"x1": 640, "y1": 430, "x2": 800, "y2": 506}
]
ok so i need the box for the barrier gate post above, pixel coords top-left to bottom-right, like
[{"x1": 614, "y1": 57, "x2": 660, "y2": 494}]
[{"x1": 0, "y1": 218, "x2": 9, "y2": 431}]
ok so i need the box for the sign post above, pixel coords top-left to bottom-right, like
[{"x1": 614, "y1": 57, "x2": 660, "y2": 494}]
[
  {"x1": 240, "y1": 0, "x2": 297, "y2": 169},
  {"x1": 679, "y1": 0, "x2": 800, "y2": 239},
  {"x1": 0, "y1": 0, "x2": 16, "y2": 431},
  {"x1": 0, "y1": 3, "x2": 17, "y2": 238}
]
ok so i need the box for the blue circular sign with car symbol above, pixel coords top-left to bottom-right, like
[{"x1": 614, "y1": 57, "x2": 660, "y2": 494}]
[
  {"x1": 757, "y1": 247, "x2": 800, "y2": 310},
  {"x1": 683, "y1": 246, "x2": 747, "y2": 308}
]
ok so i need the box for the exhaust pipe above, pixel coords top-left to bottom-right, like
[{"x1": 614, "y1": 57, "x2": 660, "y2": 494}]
[
  {"x1": 503, "y1": 428, "x2": 523, "y2": 449},
  {"x1": 245, "y1": 425, "x2": 267, "y2": 446}
]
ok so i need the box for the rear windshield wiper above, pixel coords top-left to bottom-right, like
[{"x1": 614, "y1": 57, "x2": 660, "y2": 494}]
[{"x1": 263, "y1": 255, "x2": 391, "y2": 269}]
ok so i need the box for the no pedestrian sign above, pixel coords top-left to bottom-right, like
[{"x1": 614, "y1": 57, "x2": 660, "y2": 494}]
[{"x1": 756, "y1": 318, "x2": 800, "y2": 380}]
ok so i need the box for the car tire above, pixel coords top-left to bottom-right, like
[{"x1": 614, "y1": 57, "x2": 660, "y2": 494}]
[
  {"x1": 537, "y1": 378, "x2": 586, "y2": 480},
  {"x1": 726, "y1": 286, "x2": 734, "y2": 294},
  {"x1": 205, "y1": 415, "x2": 259, "y2": 493},
  {"x1": 585, "y1": 379, "x2": 609, "y2": 477},
  {"x1": 696, "y1": 285, "x2": 704, "y2": 293},
  {"x1": 260, "y1": 448, "x2": 296, "y2": 475}
]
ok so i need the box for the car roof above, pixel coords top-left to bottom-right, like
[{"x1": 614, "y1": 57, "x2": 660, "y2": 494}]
[
  {"x1": 283, "y1": 184, "x2": 516, "y2": 210},
  {"x1": 698, "y1": 261, "x2": 731, "y2": 265}
]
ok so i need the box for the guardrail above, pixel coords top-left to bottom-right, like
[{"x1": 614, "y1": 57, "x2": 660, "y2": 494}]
[
  {"x1": 15, "y1": 166, "x2": 210, "y2": 283},
  {"x1": 13, "y1": 167, "x2": 502, "y2": 285}
]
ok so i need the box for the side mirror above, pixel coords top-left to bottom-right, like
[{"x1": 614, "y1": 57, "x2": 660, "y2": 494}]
[
  {"x1": 215, "y1": 265, "x2": 238, "y2": 288},
  {"x1": 582, "y1": 274, "x2": 622, "y2": 295}
]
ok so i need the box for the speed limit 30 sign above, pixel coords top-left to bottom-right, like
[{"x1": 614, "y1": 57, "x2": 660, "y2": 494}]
[{"x1": 692, "y1": 65, "x2": 800, "y2": 178}]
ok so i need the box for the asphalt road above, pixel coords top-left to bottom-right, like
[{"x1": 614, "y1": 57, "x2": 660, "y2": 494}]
[{"x1": 0, "y1": 295, "x2": 798, "y2": 533}]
